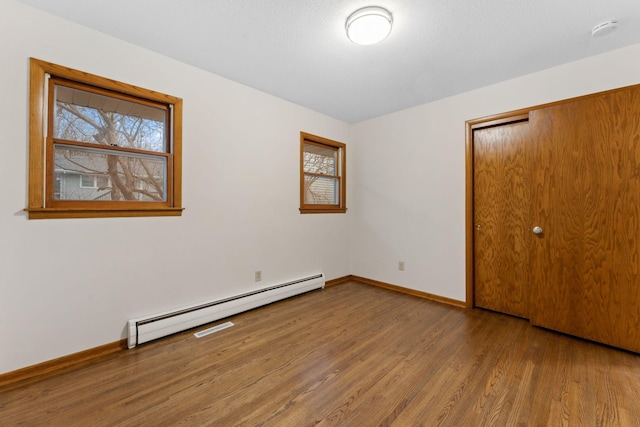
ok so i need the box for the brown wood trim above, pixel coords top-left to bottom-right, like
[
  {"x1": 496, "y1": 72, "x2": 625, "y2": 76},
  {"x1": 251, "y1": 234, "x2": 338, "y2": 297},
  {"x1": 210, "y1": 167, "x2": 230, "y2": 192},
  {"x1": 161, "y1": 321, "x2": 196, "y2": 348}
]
[
  {"x1": 172, "y1": 99, "x2": 183, "y2": 208},
  {"x1": 299, "y1": 208, "x2": 348, "y2": 214},
  {"x1": 470, "y1": 113, "x2": 529, "y2": 130},
  {"x1": 0, "y1": 339, "x2": 127, "y2": 388},
  {"x1": 30, "y1": 58, "x2": 182, "y2": 105},
  {"x1": 28, "y1": 58, "x2": 46, "y2": 210},
  {"x1": 465, "y1": 120, "x2": 475, "y2": 309},
  {"x1": 25, "y1": 207, "x2": 184, "y2": 219},
  {"x1": 52, "y1": 76, "x2": 172, "y2": 111},
  {"x1": 325, "y1": 275, "x2": 354, "y2": 288},
  {"x1": 479, "y1": 83, "x2": 640, "y2": 124},
  {"x1": 46, "y1": 199, "x2": 173, "y2": 210},
  {"x1": 351, "y1": 275, "x2": 466, "y2": 308},
  {"x1": 51, "y1": 138, "x2": 173, "y2": 158}
]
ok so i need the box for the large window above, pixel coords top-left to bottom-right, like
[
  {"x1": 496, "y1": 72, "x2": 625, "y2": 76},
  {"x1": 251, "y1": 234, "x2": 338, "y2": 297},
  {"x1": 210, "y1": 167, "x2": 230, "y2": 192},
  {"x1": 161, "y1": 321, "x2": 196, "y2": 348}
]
[
  {"x1": 27, "y1": 58, "x2": 183, "y2": 219},
  {"x1": 300, "y1": 132, "x2": 346, "y2": 214}
]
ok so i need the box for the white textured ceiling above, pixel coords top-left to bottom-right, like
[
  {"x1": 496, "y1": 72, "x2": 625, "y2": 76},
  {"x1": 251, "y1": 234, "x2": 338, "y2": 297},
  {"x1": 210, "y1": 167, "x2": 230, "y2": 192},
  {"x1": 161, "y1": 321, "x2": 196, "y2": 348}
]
[{"x1": 19, "y1": 0, "x2": 640, "y2": 123}]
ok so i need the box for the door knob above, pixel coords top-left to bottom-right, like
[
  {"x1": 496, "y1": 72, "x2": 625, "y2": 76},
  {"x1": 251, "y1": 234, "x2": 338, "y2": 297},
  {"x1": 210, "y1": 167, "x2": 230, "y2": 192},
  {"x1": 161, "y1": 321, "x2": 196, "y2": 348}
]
[{"x1": 532, "y1": 226, "x2": 543, "y2": 235}]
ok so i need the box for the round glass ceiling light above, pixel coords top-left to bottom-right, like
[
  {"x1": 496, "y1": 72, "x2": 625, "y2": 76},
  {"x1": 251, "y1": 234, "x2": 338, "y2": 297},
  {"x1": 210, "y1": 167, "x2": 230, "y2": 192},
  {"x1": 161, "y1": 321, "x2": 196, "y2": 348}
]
[{"x1": 346, "y1": 6, "x2": 393, "y2": 45}]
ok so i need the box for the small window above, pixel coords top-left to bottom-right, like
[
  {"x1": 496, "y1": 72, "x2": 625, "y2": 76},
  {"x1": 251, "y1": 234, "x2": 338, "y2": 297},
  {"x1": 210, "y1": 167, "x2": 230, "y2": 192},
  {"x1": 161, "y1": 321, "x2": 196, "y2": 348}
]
[
  {"x1": 27, "y1": 58, "x2": 183, "y2": 219},
  {"x1": 300, "y1": 132, "x2": 346, "y2": 214},
  {"x1": 80, "y1": 174, "x2": 94, "y2": 188},
  {"x1": 79, "y1": 174, "x2": 109, "y2": 189}
]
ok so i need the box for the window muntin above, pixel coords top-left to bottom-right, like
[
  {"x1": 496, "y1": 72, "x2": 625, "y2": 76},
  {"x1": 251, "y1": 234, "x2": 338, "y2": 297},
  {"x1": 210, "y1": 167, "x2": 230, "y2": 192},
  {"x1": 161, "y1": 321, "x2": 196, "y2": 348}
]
[
  {"x1": 300, "y1": 132, "x2": 346, "y2": 214},
  {"x1": 27, "y1": 58, "x2": 183, "y2": 219}
]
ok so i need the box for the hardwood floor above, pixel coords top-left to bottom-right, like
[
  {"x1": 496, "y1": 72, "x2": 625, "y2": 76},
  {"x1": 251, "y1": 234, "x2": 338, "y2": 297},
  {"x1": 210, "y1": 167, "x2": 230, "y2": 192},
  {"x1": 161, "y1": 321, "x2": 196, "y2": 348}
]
[{"x1": 2, "y1": 281, "x2": 640, "y2": 426}]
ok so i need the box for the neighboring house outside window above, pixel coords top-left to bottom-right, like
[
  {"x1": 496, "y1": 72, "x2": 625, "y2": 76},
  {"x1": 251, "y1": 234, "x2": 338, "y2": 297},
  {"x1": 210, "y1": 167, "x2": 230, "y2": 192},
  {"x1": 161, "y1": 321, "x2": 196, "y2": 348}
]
[
  {"x1": 26, "y1": 58, "x2": 183, "y2": 219},
  {"x1": 61, "y1": 170, "x2": 112, "y2": 200},
  {"x1": 300, "y1": 132, "x2": 346, "y2": 214}
]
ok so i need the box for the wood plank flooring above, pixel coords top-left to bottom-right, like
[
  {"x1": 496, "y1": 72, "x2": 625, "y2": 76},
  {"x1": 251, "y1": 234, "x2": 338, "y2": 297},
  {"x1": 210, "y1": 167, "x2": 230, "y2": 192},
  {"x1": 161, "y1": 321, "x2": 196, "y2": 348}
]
[{"x1": 2, "y1": 281, "x2": 640, "y2": 426}]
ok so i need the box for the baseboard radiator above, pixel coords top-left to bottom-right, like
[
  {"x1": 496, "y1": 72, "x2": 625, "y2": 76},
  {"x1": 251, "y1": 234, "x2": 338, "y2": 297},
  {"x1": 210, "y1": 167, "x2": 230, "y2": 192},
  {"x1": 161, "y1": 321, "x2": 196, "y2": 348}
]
[{"x1": 127, "y1": 273, "x2": 324, "y2": 348}]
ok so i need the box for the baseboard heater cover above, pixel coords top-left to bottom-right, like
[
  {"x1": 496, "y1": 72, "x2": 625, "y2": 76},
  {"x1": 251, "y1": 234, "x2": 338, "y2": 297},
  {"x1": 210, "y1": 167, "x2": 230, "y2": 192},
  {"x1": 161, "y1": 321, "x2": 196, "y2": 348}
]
[{"x1": 127, "y1": 273, "x2": 324, "y2": 348}]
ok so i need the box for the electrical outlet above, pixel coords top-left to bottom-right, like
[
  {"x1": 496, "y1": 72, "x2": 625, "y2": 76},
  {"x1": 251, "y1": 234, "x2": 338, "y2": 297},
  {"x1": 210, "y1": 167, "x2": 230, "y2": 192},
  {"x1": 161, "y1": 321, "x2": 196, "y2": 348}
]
[
  {"x1": 399, "y1": 261, "x2": 405, "y2": 271},
  {"x1": 255, "y1": 270, "x2": 262, "y2": 282}
]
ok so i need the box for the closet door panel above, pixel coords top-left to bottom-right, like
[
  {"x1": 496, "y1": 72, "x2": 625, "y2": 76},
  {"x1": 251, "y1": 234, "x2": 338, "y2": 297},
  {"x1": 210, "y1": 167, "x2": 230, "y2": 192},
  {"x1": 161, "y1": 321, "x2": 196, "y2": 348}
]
[
  {"x1": 529, "y1": 87, "x2": 640, "y2": 352},
  {"x1": 473, "y1": 120, "x2": 531, "y2": 319}
]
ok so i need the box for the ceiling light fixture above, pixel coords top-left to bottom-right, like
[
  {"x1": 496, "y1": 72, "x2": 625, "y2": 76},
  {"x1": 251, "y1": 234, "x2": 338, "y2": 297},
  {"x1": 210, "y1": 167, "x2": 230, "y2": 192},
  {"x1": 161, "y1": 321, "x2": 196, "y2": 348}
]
[{"x1": 346, "y1": 6, "x2": 393, "y2": 46}]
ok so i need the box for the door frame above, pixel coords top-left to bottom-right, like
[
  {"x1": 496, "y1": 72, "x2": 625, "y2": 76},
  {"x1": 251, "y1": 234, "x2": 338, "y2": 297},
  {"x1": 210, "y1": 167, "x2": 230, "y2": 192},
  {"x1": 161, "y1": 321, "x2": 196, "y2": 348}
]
[{"x1": 465, "y1": 110, "x2": 530, "y2": 309}]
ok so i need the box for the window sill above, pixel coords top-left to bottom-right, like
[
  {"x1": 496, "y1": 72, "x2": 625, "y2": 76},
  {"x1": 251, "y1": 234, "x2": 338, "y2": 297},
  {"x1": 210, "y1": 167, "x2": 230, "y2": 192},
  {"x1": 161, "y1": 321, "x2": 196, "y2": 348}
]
[
  {"x1": 25, "y1": 207, "x2": 184, "y2": 220},
  {"x1": 299, "y1": 208, "x2": 347, "y2": 214}
]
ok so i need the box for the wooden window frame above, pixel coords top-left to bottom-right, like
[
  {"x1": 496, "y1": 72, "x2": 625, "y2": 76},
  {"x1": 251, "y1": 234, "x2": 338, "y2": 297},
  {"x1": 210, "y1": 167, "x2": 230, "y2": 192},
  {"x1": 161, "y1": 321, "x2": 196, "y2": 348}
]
[
  {"x1": 300, "y1": 132, "x2": 347, "y2": 214},
  {"x1": 26, "y1": 58, "x2": 183, "y2": 219}
]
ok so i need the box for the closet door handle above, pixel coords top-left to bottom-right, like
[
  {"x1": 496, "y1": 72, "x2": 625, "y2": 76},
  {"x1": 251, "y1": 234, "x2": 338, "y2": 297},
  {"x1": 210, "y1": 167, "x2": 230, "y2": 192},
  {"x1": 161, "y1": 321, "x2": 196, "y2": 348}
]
[{"x1": 532, "y1": 226, "x2": 543, "y2": 235}]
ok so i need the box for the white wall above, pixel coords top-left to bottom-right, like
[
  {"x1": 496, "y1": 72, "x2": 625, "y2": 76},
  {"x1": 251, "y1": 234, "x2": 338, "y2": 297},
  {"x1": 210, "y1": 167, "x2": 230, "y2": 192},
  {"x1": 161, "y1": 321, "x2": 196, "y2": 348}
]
[
  {"x1": 350, "y1": 43, "x2": 640, "y2": 302},
  {"x1": 0, "y1": 0, "x2": 352, "y2": 374},
  {"x1": 4, "y1": 0, "x2": 640, "y2": 376}
]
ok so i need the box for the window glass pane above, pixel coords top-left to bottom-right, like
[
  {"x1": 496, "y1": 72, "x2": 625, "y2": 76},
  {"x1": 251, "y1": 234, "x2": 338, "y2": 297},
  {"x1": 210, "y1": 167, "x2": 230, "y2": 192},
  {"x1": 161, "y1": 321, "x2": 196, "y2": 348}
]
[
  {"x1": 96, "y1": 174, "x2": 110, "y2": 188},
  {"x1": 304, "y1": 175, "x2": 338, "y2": 205},
  {"x1": 54, "y1": 85, "x2": 167, "y2": 152},
  {"x1": 80, "y1": 174, "x2": 94, "y2": 188},
  {"x1": 303, "y1": 143, "x2": 337, "y2": 176},
  {"x1": 54, "y1": 176, "x2": 62, "y2": 199},
  {"x1": 54, "y1": 145, "x2": 167, "y2": 201}
]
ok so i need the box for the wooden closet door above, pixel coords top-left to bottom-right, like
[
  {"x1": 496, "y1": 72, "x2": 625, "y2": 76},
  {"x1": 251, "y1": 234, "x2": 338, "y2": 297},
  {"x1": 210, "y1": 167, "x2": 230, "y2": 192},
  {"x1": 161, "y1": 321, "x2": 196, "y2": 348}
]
[
  {"x1": 473, "y1": 120, "x2": 531, "y2": 319},
  {"x1": 529, "y1": 87, "x2": 640, "y2": 352}
]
